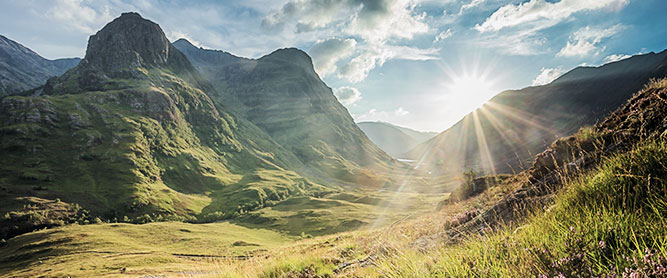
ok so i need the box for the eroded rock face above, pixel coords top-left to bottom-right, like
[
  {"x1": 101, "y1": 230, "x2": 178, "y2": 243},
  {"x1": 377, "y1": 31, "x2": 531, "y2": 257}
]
[
  {"x1": 84, "y1": 12, "x2": 170, "y2": 75},
  {"x1": 43, "y1": 12, "x2": 199, "y2": 95},
  {"x1": 1, "y1": 97, "x2": 59, "y2": 126}
]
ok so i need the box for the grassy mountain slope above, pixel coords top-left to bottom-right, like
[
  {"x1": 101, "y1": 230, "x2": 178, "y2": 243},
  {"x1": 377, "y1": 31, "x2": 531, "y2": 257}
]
[
  {"x1": 0, "y1": 35, "x2": 80, "y2": 97},
  {"x1": 0, "y1": 13, "x2": 337, "y2": 239},
  {"x1": 0, "y1": 13, "x2": 427, "y2": 244},
  {"x1": 357, "y1": 121, "x2": 437, "y2": 158},
  {"x1": 409, "y1": 50, "x2": 667, "y2": 175},
  {"x1": 173, "y1": 39, "x2": 394, "y2": 184}
]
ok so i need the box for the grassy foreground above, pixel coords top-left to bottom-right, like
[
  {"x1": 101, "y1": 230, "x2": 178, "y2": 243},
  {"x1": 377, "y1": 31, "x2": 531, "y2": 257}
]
[
  {"x1": 357, "y1": 139, "x2": 667, "y2": 277},
  {"x1": 230, "y1": 138, "x2": 667, "y2": 277},
  {"x1": 4, "y1": 139, "x2": 664, "y2": 277},
  {"x1": 0, "y1": 221, "x2": 292, "y2": 277}
]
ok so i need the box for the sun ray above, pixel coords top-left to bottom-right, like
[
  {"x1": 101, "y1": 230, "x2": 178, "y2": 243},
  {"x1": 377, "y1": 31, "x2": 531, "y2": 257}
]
[{"x1": 471, "y1": 110, "x2": 497, "y2": 176}]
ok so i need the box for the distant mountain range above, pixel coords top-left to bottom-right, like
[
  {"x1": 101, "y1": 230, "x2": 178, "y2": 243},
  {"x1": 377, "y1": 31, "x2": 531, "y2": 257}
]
[
  {"x1": 0, "y1": 35, "x2": 80, "y2": 97},
  {"x1": 408, "y1": 50, "x2": 667, "y2": 174},
  {"x1": 357, "y1": 121, "x2": 437, "y2": 158},
  {"x1": 0, "y1": 12, "x2": 393, "y2": 239}
]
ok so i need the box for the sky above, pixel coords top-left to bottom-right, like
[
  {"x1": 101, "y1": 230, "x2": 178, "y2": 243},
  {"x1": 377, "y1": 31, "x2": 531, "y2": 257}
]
[{"x1": 1, "y1": 0, "x2": 666, "y2": 132}]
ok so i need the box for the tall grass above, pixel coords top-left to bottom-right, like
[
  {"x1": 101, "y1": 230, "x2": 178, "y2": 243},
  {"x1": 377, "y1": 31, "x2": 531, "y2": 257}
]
[{"x1": 359, "y1": 139, "x2": 667, "y2": 277}]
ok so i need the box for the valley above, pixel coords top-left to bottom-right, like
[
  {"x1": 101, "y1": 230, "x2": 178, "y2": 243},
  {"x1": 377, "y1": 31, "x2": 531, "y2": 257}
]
[{"x1": 1, "y1": 3, "x2": 666, "y2": 278}]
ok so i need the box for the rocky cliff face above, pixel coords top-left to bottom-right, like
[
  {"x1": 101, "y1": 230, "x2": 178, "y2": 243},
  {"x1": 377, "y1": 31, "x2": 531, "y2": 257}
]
[
  {"x1": 0, "y1": 35, "x2": 80, "y2": 97},
  {"x1": 409, "y1": 50, "x2": 667, "y2": 175},
  {"x1": 44, "y1": 12, "x2": 205, "y2": 95},
  {"x1": 85, "y1": 12, "x2": 170, "y2": 72}
]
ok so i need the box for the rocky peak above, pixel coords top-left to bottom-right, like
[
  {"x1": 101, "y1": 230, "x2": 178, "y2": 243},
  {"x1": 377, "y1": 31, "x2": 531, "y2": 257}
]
[
  {"x1": 172, "y1": 38, "x2": 195, "y2": 49},
  {"x1": 260, "y1": 48, "x2": 314, "y2": 70},
  {"x1": 82, "y1": 12, "x2": 171, "y2": 73},
  {"x1": 43, "y1": 12, "x2": 203, "y2": 95}
]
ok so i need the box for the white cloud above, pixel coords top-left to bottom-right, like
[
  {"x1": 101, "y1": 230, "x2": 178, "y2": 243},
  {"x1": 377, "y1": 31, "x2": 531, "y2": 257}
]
[
  {"x1": 394, "y1": 107, "x2": 409, "y2": 116},
  {"x1": 355, "y1": 106, "x2": 409, "y2": 122},
  {"x1": 263, "y1": 0, "x2": 433, "y2": 82},
  {"x1": 557, "y1": 24, "x2": 624, "y2": 57},
  {"x1": 337, "y1": 43, "x2": 439, "y2": 83},
  {"x1": 309, "y1": 37, "x2": 357, "y2": 77},
  {"x1": 459, "y1": 0, "x2": 486, "y2": 15},
  {"x1": 532, "y1": 67, "x2": 565, "y2": 86},
  {"x1": 475, "y1": 0, "x2": 629, "y2": 33},
  {"x1": 46, "y1": 0, "x2": 114, "y2": 33},
  {"x1": 263, "y1": 0, "x2": 430, "y2": 42},
  {"x1": 333, "y1": 86, "x2": 362, "y2": 105},
  {"x1": 473, "y1": 25, "x2": 548, "y2": 56},
  {"x1": 433, "y1": 28, "x2": 452, "y2": 43},
  {"x1": 603, "y1": 53, "x2": 632, "y2": 63},
  {"x1": 345, "y1": 0, "x2": 429, "y2": 43}
]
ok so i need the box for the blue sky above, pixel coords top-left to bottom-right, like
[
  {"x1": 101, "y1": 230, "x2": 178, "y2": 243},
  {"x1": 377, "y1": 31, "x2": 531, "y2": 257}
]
[{"x1": 1, "y1": 0, "x2": 666, "y2": 132}]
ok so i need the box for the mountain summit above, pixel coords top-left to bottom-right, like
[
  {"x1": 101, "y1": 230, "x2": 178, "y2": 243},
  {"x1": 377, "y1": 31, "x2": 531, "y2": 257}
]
[
  {"x1": 85, "y1": 12, "x2": 171, "y2": 71},
  {"x1": 44, "y1": 12, "x2": 197, "y2": 94}
]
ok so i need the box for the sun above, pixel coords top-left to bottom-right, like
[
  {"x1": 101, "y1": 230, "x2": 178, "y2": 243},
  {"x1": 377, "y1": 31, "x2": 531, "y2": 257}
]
[{"x1": 447, "y1": 73, "x2": 496, "y2": 111}]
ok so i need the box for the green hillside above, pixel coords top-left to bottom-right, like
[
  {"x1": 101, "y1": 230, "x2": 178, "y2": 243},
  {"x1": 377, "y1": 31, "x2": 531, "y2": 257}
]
[
  {"x1": 173, "y1": 40, "x2": 394, "y2": 184},
  {"x1": 0, "y1": 13, "x2": 396, "y2": 241}
]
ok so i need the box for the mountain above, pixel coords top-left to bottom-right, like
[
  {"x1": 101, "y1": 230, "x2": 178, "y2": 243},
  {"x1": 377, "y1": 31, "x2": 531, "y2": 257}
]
[
  {"x1": 357, "y1": 121, "x2": 437, "y2": 158},
  {"x1": 0, "y1": 35, "x2": 80, "y2": 97},
  {"x1": 408, "y1": 50, "x2": 667, "y2": 175},
  {"x1": 173, "y1": 39, "x2": 393, "y2": 182},
  {"x1": 0, "y1": 13, "x2": 402, "y2": 241},
  {"x1": 0, "y1": 13, "x2": 336, "y2": 239}
]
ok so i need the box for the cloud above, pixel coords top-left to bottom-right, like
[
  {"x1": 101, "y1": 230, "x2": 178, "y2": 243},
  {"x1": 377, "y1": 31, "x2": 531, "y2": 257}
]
[
  {"x1": 263, "y1": 0, "x2": 429, "y2": 42},
  {"x1": 557, "y1": 24, "x2": 624, "y2": 57},
  {"x1": 337, "y1": 43, "x2": 439, "y2": 83},
  {"x1": 473, "y1": 25, "x2": 548, "y2": 56},
  {"x1": 345, "y1": 0, "x2": 429, "y2": 43},
  {"x1": 459, "y1": 0, "x2": 486, "y2": 15},
  {"x1": 475, "y1": 0, "x2": 629, "y2": 33},
  {"x1": 394, "y1": 107, "x2": 409, "y2": 116},
  {"x1": 532, "y1": 67, "x2": 565, "y2": 86},
  {"x1": 263, "y1": 0, "x2": 433, "y2": 82},
  {"x1": 603, "y1": 53, "x2": 632, "y2": 63},
  {"x1": 46, "y1": 0, "x2": 114, "y2": 33},
  {"x1": 309, "y1": 37, "x2": 357, "y2": 77},
  {"x1": 433, "y1": 28, "x2": 452, "y2": 43},
  {"x1": 333, "y1": 86, "x2": 362, "y2": 105},
  {"x1": 355, "y1": 106, "x2": 409, "y2": 122}
]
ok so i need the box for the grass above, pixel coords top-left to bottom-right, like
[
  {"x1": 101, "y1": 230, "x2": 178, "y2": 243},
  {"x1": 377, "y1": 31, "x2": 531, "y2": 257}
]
[
  {"x1": 2, "y1": 136, "x2": 663, "y2": 277},
  {"x1": 338, "y1": 139, "x2": 667, "y2": 277},
  {"x1": 0, "y1": 221, "x2": 292, "y2": 277}
]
